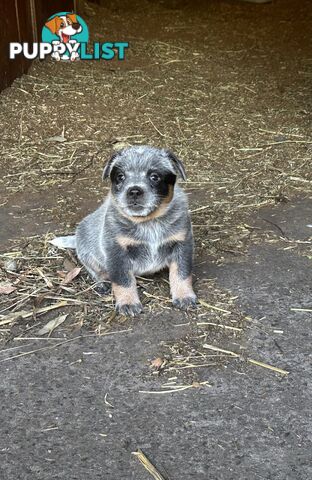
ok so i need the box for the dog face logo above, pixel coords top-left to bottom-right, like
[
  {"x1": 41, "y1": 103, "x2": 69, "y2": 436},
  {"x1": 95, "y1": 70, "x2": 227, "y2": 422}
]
[
  {"x1": 45, "y1": 14, "x2": 82, "y2": 43},
  {"x1": 42, "y1": 12, "x2": 88, "y2": 61}
]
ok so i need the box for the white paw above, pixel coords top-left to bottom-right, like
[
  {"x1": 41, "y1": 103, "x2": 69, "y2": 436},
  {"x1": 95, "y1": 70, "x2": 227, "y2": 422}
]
[
  {"x1": 51, "y1": 52, "x2": 61, "y2": 61},
  {"x1": 70, "y1": 52, "x2": 80, "y2": 62}
]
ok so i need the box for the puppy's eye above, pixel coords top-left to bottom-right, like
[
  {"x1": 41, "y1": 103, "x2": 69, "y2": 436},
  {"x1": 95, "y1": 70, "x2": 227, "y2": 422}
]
[
  {"x1": 116, "y1": 173, "x2": 125, "y2": 183},
  {"x1": 60, "y1": 22, "x2": 65, "y2": 27},
  {"x1": 150, "y1": 173, "x2": 160, "y2": 184}
]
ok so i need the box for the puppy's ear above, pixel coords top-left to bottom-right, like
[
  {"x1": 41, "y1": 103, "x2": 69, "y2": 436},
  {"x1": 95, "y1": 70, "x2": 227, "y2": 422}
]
[
  {"x1": 102, "y1": 152, "x2": 119, "y2": 180},
  {"x1": 45, "y1": 16, "x2": 59, "y2": 34},
  {"x1": 165, "y1": 150, "x2": 187, "y2": 181},
  {"x1": 67, "y1": 13, "x2": 78, "y2": 23}
]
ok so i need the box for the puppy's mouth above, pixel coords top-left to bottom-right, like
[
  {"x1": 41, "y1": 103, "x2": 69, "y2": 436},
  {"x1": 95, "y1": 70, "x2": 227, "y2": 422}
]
[
  {"x1": 60, "y1": 32, "x2": 70, "y2": 43},
  {"x1": 123, "y1": 202, "x2": 156, "y2": 217},
  {"x1": 127, "y1": 203, "x2": 145, "y2": 213}
]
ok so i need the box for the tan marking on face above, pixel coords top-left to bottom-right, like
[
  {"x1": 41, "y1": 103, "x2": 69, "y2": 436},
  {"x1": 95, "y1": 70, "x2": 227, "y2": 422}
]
[
  {"x1": 112, "y1": 277, "x2": 140, "y2": 306},
  {"x1": 169, "y1": 261, "x2": 195, "y2": 300},
  {"x1": 110, "y1": 185, "x2": 175, "y2": 223},
  {"x1": 165, "y1": 230, "x2": 186, "y2": 243},
  {"x1": 163, "y1": 184, "x2": 174, "y2": 204},
  {"x1": 116, "y1": 235, "x2": 142, "y2": 250},
  {"x1": 130, "y1": 202, "x2": 169, "y2": 223},
  {"x1": 130, "y1": 186, "x2": 175, "y2": 223}
]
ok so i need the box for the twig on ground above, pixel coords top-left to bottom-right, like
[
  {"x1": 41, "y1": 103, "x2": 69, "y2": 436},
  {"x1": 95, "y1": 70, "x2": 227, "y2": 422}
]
[
  {"x1": 290, "y1": 307, "x2": 312, "y2": 313},
  {"x1": 132, "y1": 449, "x2": 168, "y2": 480},
  {"x1": 139, "y1": 381, "x2": 211, "y2": 394},
  {"x1": 198, "y1": 299, "x2": 232, "y2": 314},
  {"x1": 203, "y1": 344, "x2": 288, "y2": 375}
]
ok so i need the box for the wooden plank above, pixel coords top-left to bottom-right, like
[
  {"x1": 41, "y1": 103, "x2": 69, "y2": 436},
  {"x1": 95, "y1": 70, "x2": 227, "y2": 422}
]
[
  {"x1": 16, "y1": 0, "x2": 34, "y2": 73},
  {"x1": 0, "y1": 1, "x2": 22, "y2": 91},
  {"x1": 0, "y1": 0, "x2": 75, "y2": 92}
]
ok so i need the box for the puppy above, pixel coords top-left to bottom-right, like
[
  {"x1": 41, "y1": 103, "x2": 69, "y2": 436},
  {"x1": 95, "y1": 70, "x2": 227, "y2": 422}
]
[
  {"x1": 45, "y1": 14, "x2": 82, "y2": 61},
  {"x1": 51, "y1": 146, "x2": 197, "y2": 316}
]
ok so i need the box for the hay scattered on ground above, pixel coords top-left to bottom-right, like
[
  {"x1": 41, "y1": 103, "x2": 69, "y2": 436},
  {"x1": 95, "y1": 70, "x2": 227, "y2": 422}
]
[
  {"x1": 0, "y1": 234, "x2": 244, "y2": 341},
  {"x1": 1, "y1": 1, "x2": 311, "y2": 260},
  {"x1": 2, "y1": 234, "x2": 289, "y2": 381},
  {"x1": 0, "y1": 234, "x2": 176, "y2": 342},
  {"x1": 0, "y1": 0, "x2": 310, "y2": 381}
]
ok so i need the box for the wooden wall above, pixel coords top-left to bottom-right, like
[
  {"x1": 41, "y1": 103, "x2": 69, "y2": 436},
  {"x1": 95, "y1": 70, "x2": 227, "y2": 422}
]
[{"x1": 0, "y1": 0, "x2": 75, "y2": 92}]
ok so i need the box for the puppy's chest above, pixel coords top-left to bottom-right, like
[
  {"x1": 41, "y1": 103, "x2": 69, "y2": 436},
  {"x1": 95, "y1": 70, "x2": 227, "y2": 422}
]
[{"x1": 131, "y1": 225, "x2": 169, "y2": 274}]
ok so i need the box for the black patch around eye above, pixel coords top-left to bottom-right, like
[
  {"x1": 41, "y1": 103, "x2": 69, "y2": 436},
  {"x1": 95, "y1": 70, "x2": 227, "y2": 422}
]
[
  {"x1": 164, "y1": 172, "x2": 177, "y2": 185},
  {"x1": 151, "y1": 170, "x2": 176, "y2": 197},
  {"x1": 111, "y1": 166, "x2": 125, "y2": 192}
]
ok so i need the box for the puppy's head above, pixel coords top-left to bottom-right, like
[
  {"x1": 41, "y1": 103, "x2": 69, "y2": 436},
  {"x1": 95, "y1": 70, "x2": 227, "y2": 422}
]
[
  {"x1": 45, "y1": 14, "x2": 82, "y2": 40},
  {"x1": 103, "y1": 146, "x2": 186, "y2": 218}
]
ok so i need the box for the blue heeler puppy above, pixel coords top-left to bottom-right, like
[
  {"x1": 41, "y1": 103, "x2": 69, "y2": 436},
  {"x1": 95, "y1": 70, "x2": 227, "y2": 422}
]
[{"x1": 51, "y1": 146, "x2": 197, "y2": 316}]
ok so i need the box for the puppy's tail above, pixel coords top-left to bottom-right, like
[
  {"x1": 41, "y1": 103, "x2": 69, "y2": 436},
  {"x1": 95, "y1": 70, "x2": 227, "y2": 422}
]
[{"x1": 50, "y1": 235, "x2": 76, "y2": 249}]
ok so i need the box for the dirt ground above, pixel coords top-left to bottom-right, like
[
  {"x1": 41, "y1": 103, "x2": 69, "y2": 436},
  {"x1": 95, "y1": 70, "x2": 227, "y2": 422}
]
[{"x1": 0, "y1": 0, "x2": 312, "y2": 479}]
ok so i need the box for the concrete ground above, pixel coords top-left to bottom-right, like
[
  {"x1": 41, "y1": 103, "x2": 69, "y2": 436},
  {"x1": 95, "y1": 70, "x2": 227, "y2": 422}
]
[
  {"x1": 1, "y1": 198, "x2": 311, "y2": 480},
  {"x1": 0, "y1": 0, "x2": 312, "y2": 479}
]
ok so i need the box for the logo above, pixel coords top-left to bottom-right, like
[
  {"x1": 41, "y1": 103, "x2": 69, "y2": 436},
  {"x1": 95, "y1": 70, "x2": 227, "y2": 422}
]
[
  {"x1": 42, "y1": 12, "x2": 88, "y2": 61},
  {"x1": 9, "y1": 12, "x2": 129, "y2": 62}
]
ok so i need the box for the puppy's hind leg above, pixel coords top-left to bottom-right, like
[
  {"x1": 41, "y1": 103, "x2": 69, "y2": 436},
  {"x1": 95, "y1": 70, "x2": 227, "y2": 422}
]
[
  {"x1": 169, "y1": 240, "x2": 197, "y2": 310},
  {"x1": 78, "y1": 252, "x2": 111, "y2": 295}
]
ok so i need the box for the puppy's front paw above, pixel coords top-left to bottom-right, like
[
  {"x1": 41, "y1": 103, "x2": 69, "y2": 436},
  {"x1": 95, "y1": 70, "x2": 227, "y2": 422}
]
[
  {"x1": 172, "y1": 296, "x2": 197, "y2": 310},
  {"x1": 51, "y1": 52, "x2": 61, "y2": 61},
  {"x1": 70, "y1": 52, "x2": 80, "y2": 62},
  {"x1": 116, "y1": 302, "x2": 143, "y2": 317}
]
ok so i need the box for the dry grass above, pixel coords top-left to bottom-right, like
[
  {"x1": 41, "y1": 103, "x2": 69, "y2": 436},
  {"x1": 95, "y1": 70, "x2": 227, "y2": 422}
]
[
  {"x1": 0, "y1": 235, "x2": 244, "y2": 341},
  {"x1": 0, "y1": 234, "x2": 290, "y2": 380},
  {"x1": 0, "y1": 0, "x2": 310, "y2": 380},
  {"x1": 1, "y1": 60, "x2": 311, "y2": 261},
  {"x1": 132, "y1": 449, "x2": 168, "y2": 480},
  {"x1": 0, "y1": 234, "x2": 176, "y2": 343}
]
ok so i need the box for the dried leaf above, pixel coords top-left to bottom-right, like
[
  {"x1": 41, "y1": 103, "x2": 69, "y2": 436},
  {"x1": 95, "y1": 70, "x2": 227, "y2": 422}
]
[
  {"x1": 0, "y1": 302, "x2": 68, "y2": 326},
  {"x1": 0, "y1": 284, "x2": 16, "y2": 295},
  {"x1": 47, "y1": 135, "x2": 67, "y2": 143},
  {"x1": 63, "y1": 258, "x2": 77, "y2": 272},
  {"x1": 151, "y1": 357, "x2": 164, "y2": 369},
  {"x1": 112, "y1": 141, "x2": 130, "y2": 150},
  {"x1": 3, "y1": 259, "x2": 18, "y2": 272},
  {"x1": 192, "y1": 381, "x2": 201, "y2": 388},
  {"x1": 57, "y1": 270, "x2": 67, "y2": 278},
  {"x1": 37, "y1": 314, "x2": 68, "y2": 336},
  {"x1": 0, "y1": 310, "x2": 29, "y2": 326},
  {"x1": 61, "y1": 267, "x2": 81, "y2": 285}
]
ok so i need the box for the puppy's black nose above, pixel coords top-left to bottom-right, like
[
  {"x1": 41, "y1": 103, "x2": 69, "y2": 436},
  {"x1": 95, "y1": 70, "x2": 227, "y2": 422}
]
[
  {"x1": 127, "y1": 186, "x2": 144, "y2": 200},
  {"x1": 72, "y1": 22, "x2": 80, "y2": 30}
]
